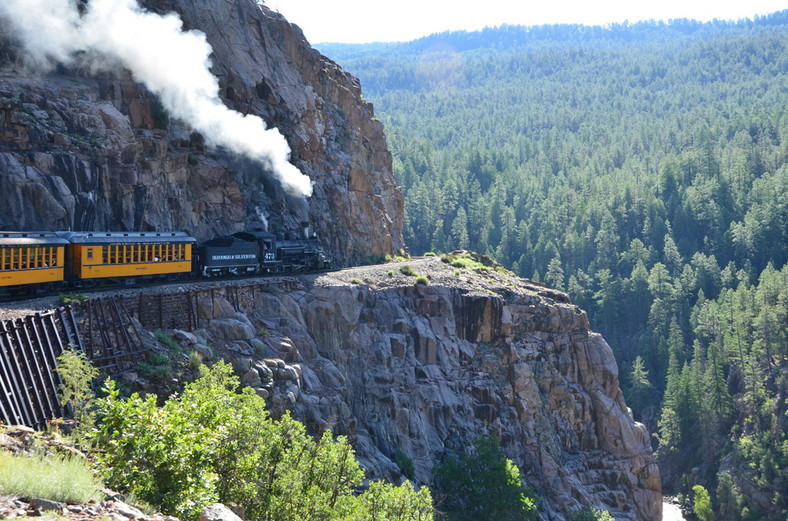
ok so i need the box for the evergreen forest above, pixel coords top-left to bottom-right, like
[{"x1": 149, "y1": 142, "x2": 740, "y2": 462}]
[{"x1": 319, "y1": 12, "x2": 788, "y2": 519}]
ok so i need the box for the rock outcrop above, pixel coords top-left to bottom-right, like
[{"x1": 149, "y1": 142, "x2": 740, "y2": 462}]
[
  {"x1": 0, "y1": 0, "x2": 403, "y2": 265},
  {"x1": 170, "y1": 257, "x2": 661, "y2": 520}
]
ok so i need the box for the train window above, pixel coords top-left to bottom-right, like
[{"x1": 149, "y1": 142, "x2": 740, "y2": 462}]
[
  {"x1": 102, "y1": 246, "x2": 108, "y2": 264},
  {"x1": 87, "y1": 248, "x2": 93, "y2": 260},
  {"x1": 1, "y1": 248, "x2": 5, "y2": 270}
]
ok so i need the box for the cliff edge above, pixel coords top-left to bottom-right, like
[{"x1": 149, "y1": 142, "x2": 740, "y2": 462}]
[{"x1": 163, "y1": 257, "x2": 661, "y2": 520}]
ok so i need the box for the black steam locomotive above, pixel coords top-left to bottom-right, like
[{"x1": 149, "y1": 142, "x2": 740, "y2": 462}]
[{"x1": 199, "y1": 223, "x2": 330, "y2": 277}]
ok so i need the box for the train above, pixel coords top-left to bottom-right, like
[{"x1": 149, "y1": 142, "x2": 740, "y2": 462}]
[{"x1": 0, "y1": 223, "x2": 330, "y2": 296}]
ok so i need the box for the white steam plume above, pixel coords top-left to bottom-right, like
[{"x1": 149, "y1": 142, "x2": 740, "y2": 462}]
[{"x1": 0, "y1": 0, "x2": 313, "y2": 198}]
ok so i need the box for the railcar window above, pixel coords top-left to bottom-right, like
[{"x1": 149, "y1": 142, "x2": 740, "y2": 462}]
[
  {"x1": 1, "y1": 248, "x2": 6, "y2": 270},
  {"x1": 87, "y1": 248, "x2": 93, "y2": 260}
]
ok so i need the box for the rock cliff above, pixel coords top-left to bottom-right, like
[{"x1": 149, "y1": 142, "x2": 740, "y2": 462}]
[
  {"x1": 152, "y1": 257, "x2": 661, "y2": 520},
  {"x1": 0, "y1": 0, "x2": 403, "y2": 265}
]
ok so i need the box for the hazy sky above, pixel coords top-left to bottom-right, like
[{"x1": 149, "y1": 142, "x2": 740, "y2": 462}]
[{"x1": 270, "y1": 0, "x2": 787, "y2": 44}]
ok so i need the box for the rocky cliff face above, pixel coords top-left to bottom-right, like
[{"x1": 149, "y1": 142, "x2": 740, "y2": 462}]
[
  {"x1": 0, "y1": 0, "x2": 403, "y2": 265},
  {"x1": 153, "y1": 257, "x2": 661, "y2": 521}
]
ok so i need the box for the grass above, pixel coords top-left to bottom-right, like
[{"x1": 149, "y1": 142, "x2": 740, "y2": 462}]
[
  {"x1": 154, "y1": 331, "x2": 183, "y2": 353},
  {"x1": 187, "y1": 350, "x2": 203, "y2": 371},
  {"x1": 0, "y1": 452, "x2": 103, "y2": 504}
]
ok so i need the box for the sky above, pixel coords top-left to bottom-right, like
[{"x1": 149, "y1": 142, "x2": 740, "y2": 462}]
[{"x1": 270, "y1": 0, "x2": 788, "y2": 44}]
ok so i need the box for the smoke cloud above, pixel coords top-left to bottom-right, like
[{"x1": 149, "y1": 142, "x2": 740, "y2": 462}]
[{"x1": 0, "y1": 0, "x2": 313, "y2": 198}]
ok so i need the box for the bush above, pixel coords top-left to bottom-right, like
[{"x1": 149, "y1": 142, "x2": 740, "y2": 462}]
[
  {"x1": 566, "y1": 506, "x2": 615, "y2": 521},
  {"x1": 59, "y1": 293, "x2": 87, "y2": 308},
  {"x1": 433, "y1": 435, "x2": 538, "y2": 521},
  {"x1": 693, "y1": 485, "x2": 714, "y2": 521},
  {"x1": 400, "y1": 265, "x2": 417, "y2": 276},
  {"x1": 55, "y1": 349, "x2": 99, "y2": 445},
  {"x1": 94, "y1": 362, "x2": 433, "y2": 521},
  {"x1": 395, "y1": 448, "x2": 416, "y2": 481},
  {"x1": 415, "y1": 276, "x2": 428, "y2": 285},
  {"x1": 0, "y1": 451, "x2": 103, "y2": 504}
]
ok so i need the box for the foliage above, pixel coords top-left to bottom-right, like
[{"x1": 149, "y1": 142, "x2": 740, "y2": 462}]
[
  {"x1": 0, "y1": 451, "x2": 103, "y2": 504},
  {"x1": 415, "y1": 275, "x2": 429, "y2": 285},
  {"x1": 566, "y1": 506, "x2": 615, "y2": 521},
  {"x1": 693, "y1": 485, "x2": 714, "y2": 521},
  {"x1": 395, "y1": 448, "x2": 416, "y2": 481},
  {"x1": 93, "y1": 362, "x2": 434, "y2": 521},
  {"x1": 58, "y1": 293, "x2": 87, "y2": 308},
  {"x1": 433, "y1": 435, "x2": 538, "y2": 521},
  {"x1": 400, "y1": 265, "x2": 417, "y2": 276},
  {"x1": 55, "y1": 349, "x2": 99, "y2": 445}
]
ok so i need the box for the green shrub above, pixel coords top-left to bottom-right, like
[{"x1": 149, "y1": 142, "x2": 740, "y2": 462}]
[
  {"x1": 424, "y1": 252, "x2": 436, "y2": 257},
  {"x1": 351, "y1": 278, "x2": 362, "y2": 284},
  {"x1": 567, "y1": 506, "x2": 615, "y2": 521},
  {"x1": 400, "y1": 265, "x2": 417, "y2": 276},
  {"x1": 415, "y1": 275, "x2": 428, "y2": 285},
  {"x1": 387, "y1": 270, "x2": 394, "y2": 277},
  {"x1": 59, "y1": 293, "x2": 88, "y2": 308},
  {"x1": 395, "y1": 448, "x2": 416, "y2": 481},
  {"x1": 0, "y1": 451, "x2": 103, "y2": 504},
  {"x1": 55, "y1": 349, "x2": 99, "y2": 445},
  {"x1": 433, "y1": 435, "x2": 538, "y2": 521},
  {"x1": 693, "y1": 485, "x2": 714, "y2": 521},
  {"x1": 150, "y1": 97, "x2": 170, "y2": 129},
  {"x1": 93, "y1": 362, "x2": 433, "y2": 521}
]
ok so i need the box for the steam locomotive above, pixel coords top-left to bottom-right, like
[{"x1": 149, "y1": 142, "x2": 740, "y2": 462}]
[{"x1": 0, "y1": 223, "x2": 330, "y2": 295}]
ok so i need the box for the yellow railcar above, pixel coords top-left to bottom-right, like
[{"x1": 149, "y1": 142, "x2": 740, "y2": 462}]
[
  {"x1": 57, "y1": 231, "x2": 196, "y2": 282},
  {"x1": 0, "y1": 232, "x2": 68, "y2": 288}
]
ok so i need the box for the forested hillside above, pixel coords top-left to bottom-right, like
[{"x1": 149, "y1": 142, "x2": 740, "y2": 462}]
[{"x1": 319, "y1": 12, "x2": 788, "y2": 519}]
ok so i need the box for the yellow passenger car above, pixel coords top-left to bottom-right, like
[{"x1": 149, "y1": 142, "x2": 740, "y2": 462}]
[
  {"x1": 57, "y1": 231, "x2": 196, "y2": 281},
  {"x1": 0, "y1": 232, "x2": 68, "y2": 288}
]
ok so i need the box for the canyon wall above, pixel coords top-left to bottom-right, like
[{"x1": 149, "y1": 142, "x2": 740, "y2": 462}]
[
  {"x1": 0, "y1": 0, "x2": 403, "y2": 265},
  {"x1": 153, "y1": 258, "x2": 661, "y2": 520}
]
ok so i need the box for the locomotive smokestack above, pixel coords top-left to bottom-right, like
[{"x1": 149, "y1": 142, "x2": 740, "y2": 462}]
[{"x1": 301, "y1": 221, "x2": 310, "y2": 239}]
